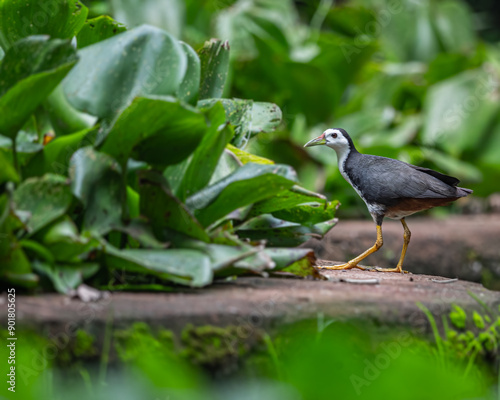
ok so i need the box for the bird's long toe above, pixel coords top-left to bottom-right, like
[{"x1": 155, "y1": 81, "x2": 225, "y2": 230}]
[
  {"x1": 318, "y1": 263, "x2": 366, "y2": 271},
  {"x1": 375, "y1": 266, "x2": 409, "y2": 274}
]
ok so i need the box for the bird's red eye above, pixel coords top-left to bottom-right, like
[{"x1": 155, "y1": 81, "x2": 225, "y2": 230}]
[{"x1": 332, "y1": 133, "x2": 338, "y2": 138}]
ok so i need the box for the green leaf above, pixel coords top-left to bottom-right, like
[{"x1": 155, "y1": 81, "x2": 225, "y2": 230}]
[
  {"x1": 0, "y1": 149, "x2": 19, "y2": 184},
  {"x1": 434, "y1": 1, "x2": 476, "y2": 54},
  {"x1": 69, "y1": 147, "x2": 122, "y2": 235},
  {"x1": 32, "y1": 260, "x2": 99, "y2": 294},
  {"x1": 250, "y1": 186, "x2": 327, "y2": 216},
  {"x1": 109, "y1": 0, "x2": 184, "y2": 37},
  {"x1": 40, "y1": 126, "x2": 97, "y2": 176},
  {"x1": 0, "y1": 0, "x2": 88, "y2": 50},
  {"x1": 472, "y1": 311, "x2": 485, "y2": 330},
  {"x1": 13, "y1": 174, "x2": 72, "y2": 235},
  {"x1": 186, "y1": 240, "x2": 274, "y2": 274},
  {"x1": 104, "y1": 245, "x2": 213, "y2": 287},
  {"x1": 421, "y1": 69, "x2": 500, "y2": 158},
  {"x1": 63, "y1": 25, "x2": 187, "y2": 118},
  {"x1": 226, "y1": 143, "x2": 274, "y2": 165},
  {"x1": 187, "y1": 163, "x2": 297, "y2": 227},
  {"x1": 237, "y1": 214, "x2": 337, "y2": 247},
  {"x1": 76, "y1": 16, "x2": 127, "y2": 49},
  {"x1": 198, "y1": 39, "x2": 230, "y2": 100},
  {"x1": 271, "y1": 200, "x2": 339, "y2": 226},
  {"x1": 112, "y1": 219, "x2": 167, "y2": 249},
  {"x1": 264, "y1": 248, "x2": 322, "y2": 278},
  {"x1": 0, "y1": 191, "x2": 35, "y2": 286},
  {"x1": 449, "y1": 304, "x2": 467, "y2": 329},
  {"x1": 100, "y1": 96, "x2": 207, "y2": 168},
  {"x1": 198, "y1": 98, "x2": 281, "y2": 148},
  {"x1": 176, "y1": 42, "x2": 201, "y2": 105},
  {"x1": 0, "y1": 37, "x2": 78, "y2": 138},
  {"x1": 138, "y1": 170, "x2": 209, "y2": 242},
  {"x1": 177, "y1": 103, "x2": 233, "y2": 200},
  {"x1": 207, "y1": 149, "x2": 242, "y2": 185},
  {"x1": 43, "y1": 85, "x2": 96, "y2": 136},
  {"x1": 422, "y1": 148, "x2": 482, "y2": 183},
  {"x1": 36, "y1": 216, "x2": 99, "y2": 263}
]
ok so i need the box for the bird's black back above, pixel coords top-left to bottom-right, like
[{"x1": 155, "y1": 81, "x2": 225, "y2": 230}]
[{"x1": 343, "y1": 152, "x2": 471, "y2": 207}]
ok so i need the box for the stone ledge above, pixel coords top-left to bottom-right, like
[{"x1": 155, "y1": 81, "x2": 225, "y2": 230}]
[{"x1": 303, "y1": 214, "x2": 500, "y2": 286}]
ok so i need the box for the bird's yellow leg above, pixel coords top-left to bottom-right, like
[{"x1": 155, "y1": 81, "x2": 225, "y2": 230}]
[
  {"x1": 376, "y1": 218, "x2": 410, "y2": 274},
  {"x1": 319, "y1": 225, "x2": 383, "y2": 270}
]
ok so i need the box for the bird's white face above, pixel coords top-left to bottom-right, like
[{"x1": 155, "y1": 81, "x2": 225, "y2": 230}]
[
  {"x1": 322, "y1": 128, "x2": 350, "y2": 151},
  {"x1": 303, "y1": 128, "x2": 350, "y2": 154}
]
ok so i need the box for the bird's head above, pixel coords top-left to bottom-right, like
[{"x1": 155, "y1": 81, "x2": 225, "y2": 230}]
[{"x1": 304, "y1": 128, "x2": 352, "y2": 153}]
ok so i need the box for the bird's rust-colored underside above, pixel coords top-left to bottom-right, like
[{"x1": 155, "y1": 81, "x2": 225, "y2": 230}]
[{"x1": 386, "y1": 197, "x2": 460, "y2": 216}]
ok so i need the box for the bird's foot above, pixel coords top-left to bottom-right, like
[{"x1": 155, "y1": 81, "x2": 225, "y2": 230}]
[
  {"x1": 374, "y1": 266, "x2": 409, "y2": 274},
  {"x1": 318, "y1": 262, "x2": 366, "y2": 271}
]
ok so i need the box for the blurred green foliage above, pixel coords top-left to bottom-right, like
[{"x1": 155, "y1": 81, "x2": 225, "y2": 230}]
[
  {"x1": 85, "y1": 0, "x2": 500, "y2": 217},
  {"x1": 1, "y1": 317, "x2": 498, "y2": 399}
]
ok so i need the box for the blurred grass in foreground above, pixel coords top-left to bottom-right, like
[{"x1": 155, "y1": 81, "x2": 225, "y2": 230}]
[{"x1": 2, "y1": 318, "x2": 498, "y2": 400}]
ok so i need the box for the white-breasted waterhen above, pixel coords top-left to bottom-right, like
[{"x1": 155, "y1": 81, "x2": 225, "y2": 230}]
[{"x1": 304, "y1": 128, "x2": 473, "y2": 273}]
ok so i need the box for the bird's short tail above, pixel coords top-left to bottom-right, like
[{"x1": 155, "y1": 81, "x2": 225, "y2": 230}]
[{"x1": 457, "y1": 187, "x2": 473, "y2": 197}]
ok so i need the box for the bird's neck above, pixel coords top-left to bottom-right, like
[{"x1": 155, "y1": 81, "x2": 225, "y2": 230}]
[{"x1": 335, "y1": 142, "x2": 358, "y2": 173}]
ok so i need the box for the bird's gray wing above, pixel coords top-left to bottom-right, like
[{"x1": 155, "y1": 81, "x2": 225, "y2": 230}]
[{"x1": 353, "y1": 156, "x2": 459, "y2": 204}]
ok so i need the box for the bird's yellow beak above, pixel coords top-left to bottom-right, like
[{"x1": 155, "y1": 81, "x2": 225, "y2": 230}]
[{"x1": 304, "y1": 133, "x2": 326, "y2": 147}]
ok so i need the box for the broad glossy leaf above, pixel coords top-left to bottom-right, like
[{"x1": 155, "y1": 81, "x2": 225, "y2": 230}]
[
  {"x1": 70, "y1": 147, "x2": 122, "y2": 235},
  {"x1": 32, "y1": 260, "x2": 99, "y2": 294},
  {"x1": 186, "y1": 240, "x2": 274, "y2": 274},
  {"x1": 198, "y1": 98, "x2": 281, "y2": 148},
  {"x1": 112, "y1": 219, "x2": 167, "y2": 249},
  {"x1": 198, "y1": 39, "x2": 230, "y2": 99},
  {"x1": 0, "y1": 0, "x2": 88, "y2": 50},
  {"x1": 177, "y1": 103, "x2": 233, "y2": 200},
  {"x1": 237, "y1": 214, "x2": 337, "y2": 247},
  {"x1": 138, "y1": 170, "x2": 209, "y2": 242},
  {"x1": 13, "y1": 174, "x2": 72, "y2": 235},
  {"x1": 44, "y1": 85, "x2": 96, "y2": 136},
  {"x1": 36, "y1": 216, "x2": 99, "y2": 263},
  {"x1": 63, "y1": 25, "x2": 187, "y2": 118},
  {"x1": 176, "y1": 42, "x2": 200, "y2": 105},
  {"x1": 250, "y1": 186, "x2": 327, "y2": 215},
  {"x1": 164, "y1": 148, "x2": 240, "y2": 196},
  {"x1": 105, "y1": 245, "x2": 213, "y2": 287},
  {"x1": 187, "y1": 163, "x2": 297, "y2": 227},
  {"x1": 207, "y1": 149, "x2": 242, "y2": 185},
  {"x1": 0, "y1": 37, "x2": 77, "y2": 138},
  {"x1": 77, "y1": 16, "x2": 127, "y2": 48},
  {"x1": 100, "y1": 96, "x2": 207, "y2": 167}
]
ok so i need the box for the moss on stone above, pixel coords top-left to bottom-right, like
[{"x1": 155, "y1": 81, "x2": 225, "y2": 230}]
[{"x1": 180, "y1": 323, "x2": 253, "y2": 367}]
